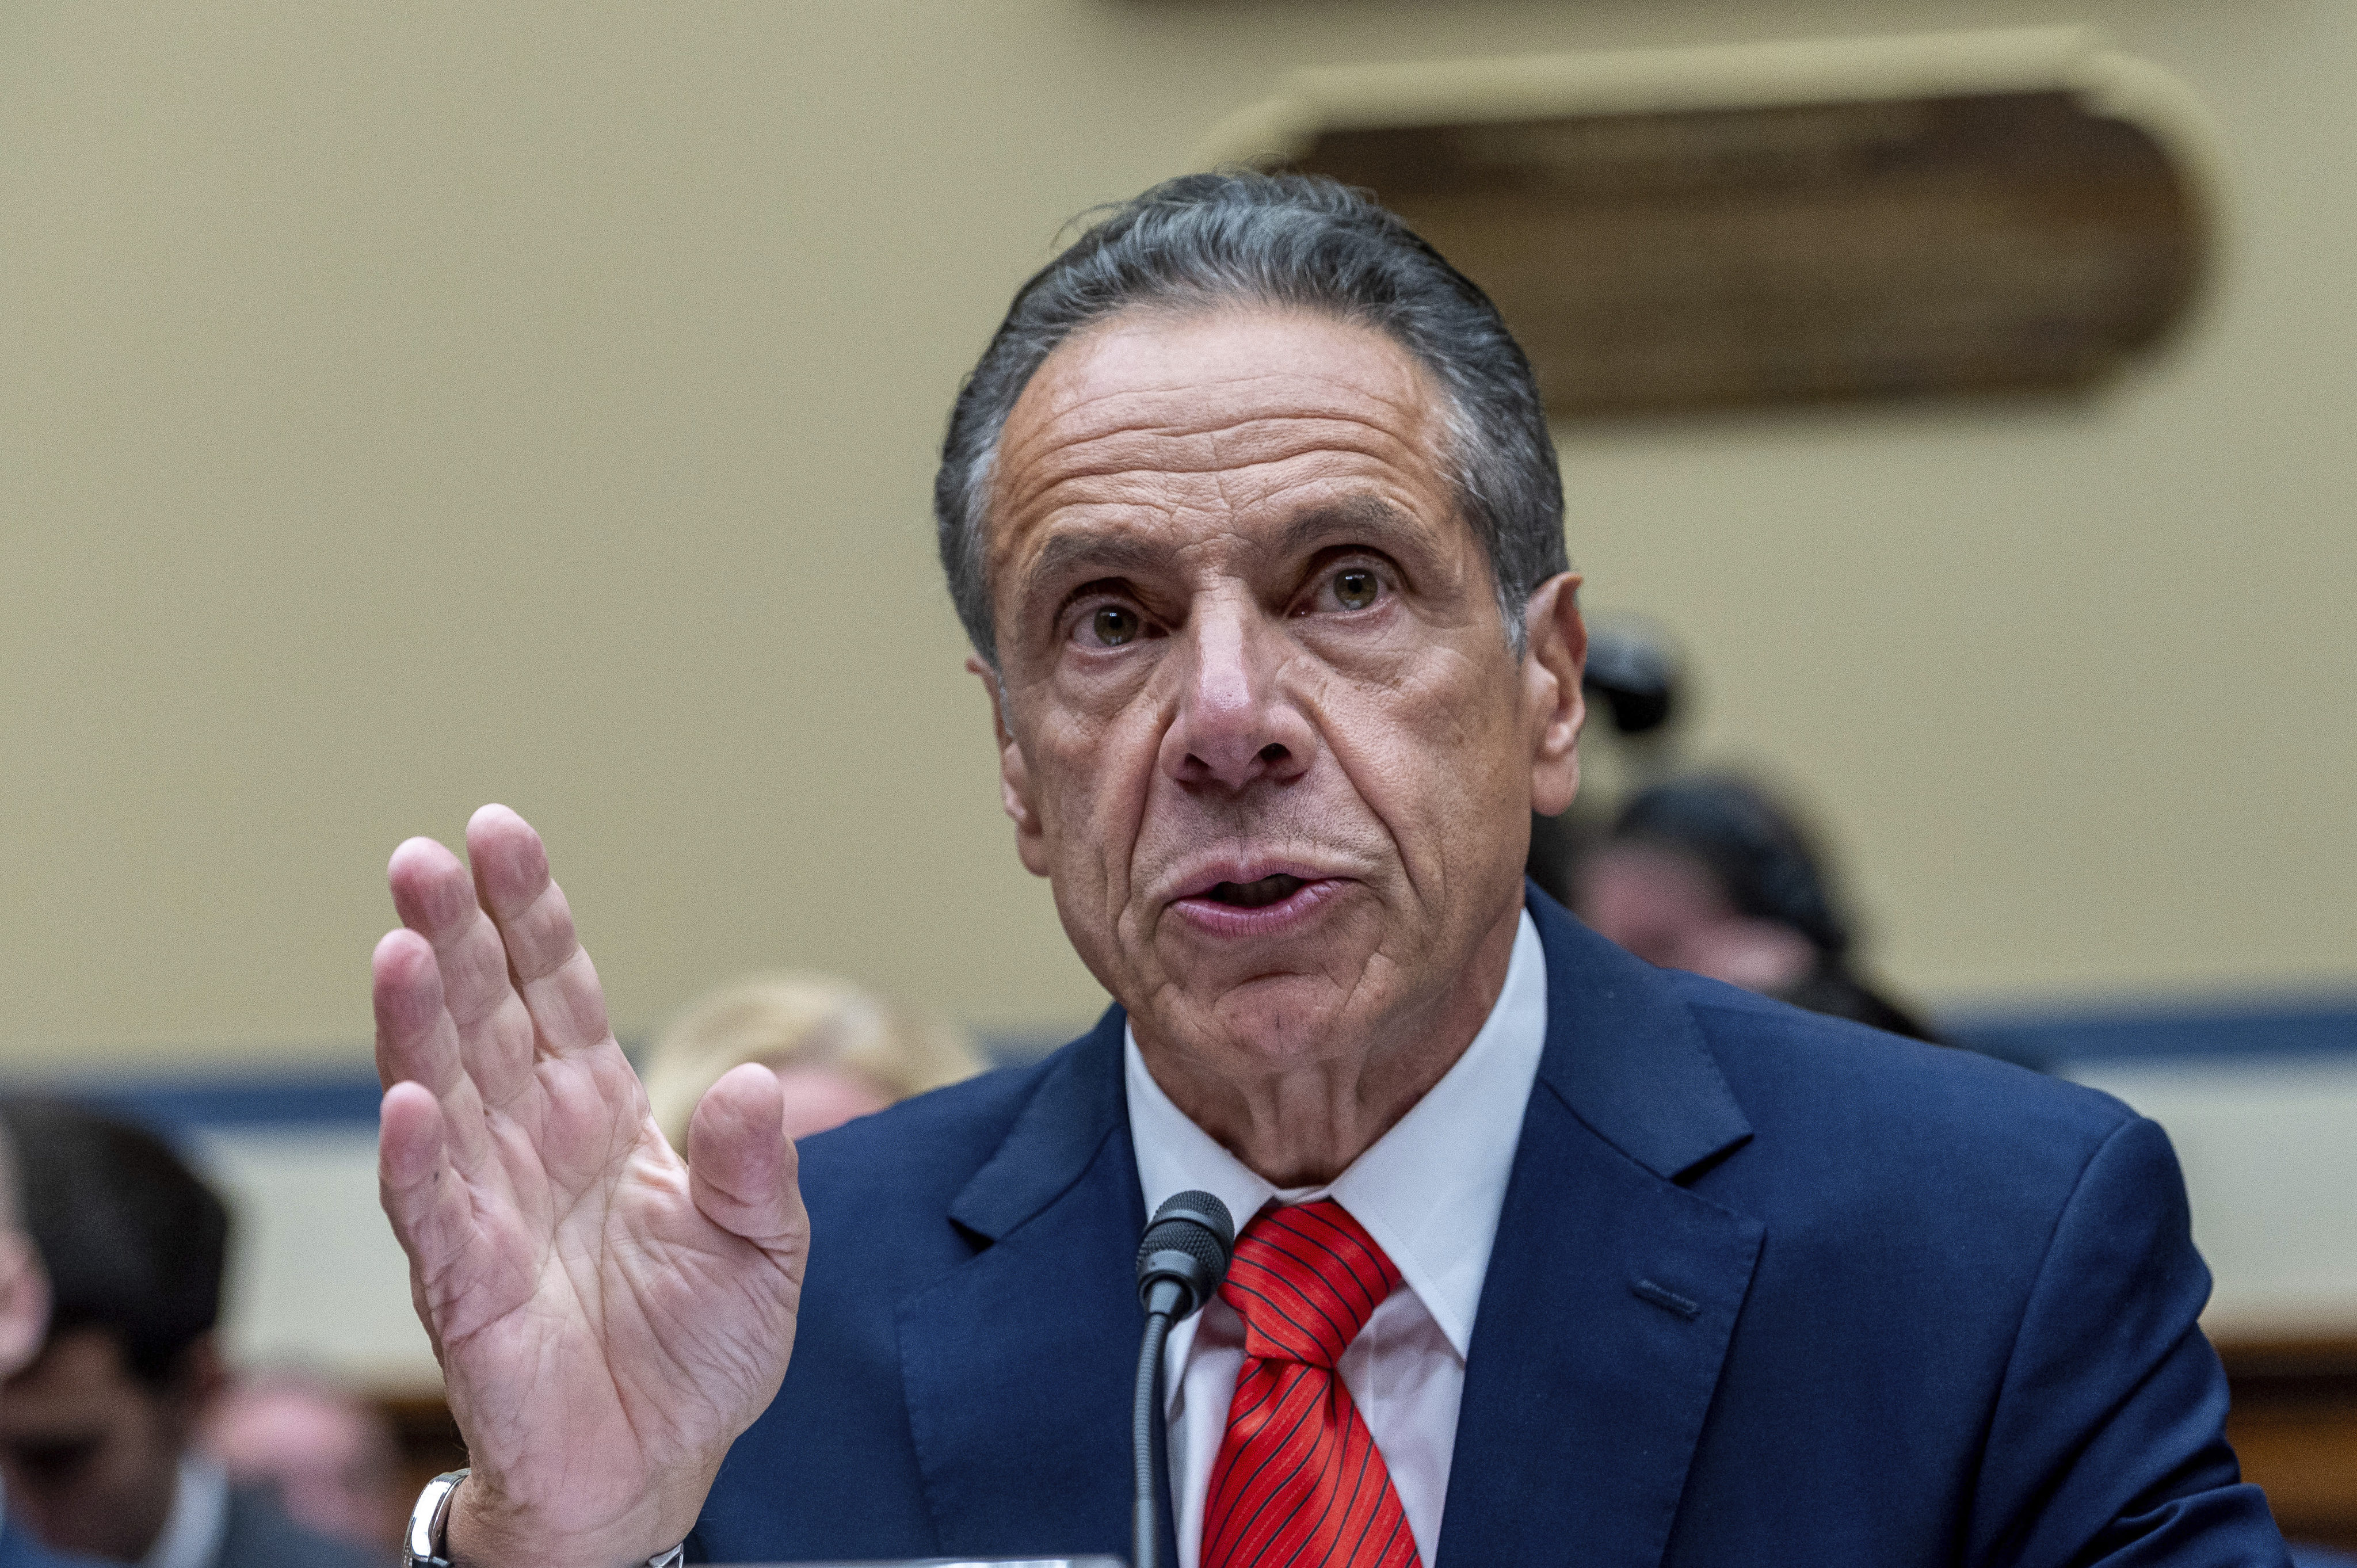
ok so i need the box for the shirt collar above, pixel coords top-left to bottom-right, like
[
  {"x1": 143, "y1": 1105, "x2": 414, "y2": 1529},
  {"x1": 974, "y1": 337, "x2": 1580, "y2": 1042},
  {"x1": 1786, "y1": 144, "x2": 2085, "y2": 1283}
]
[
  {"x1": 1125, "y1": 907, "x2": 1549, "y2": 1359},
  {"x1": 140, "y1": 1455, "x2": 229, "y2": 1568}
]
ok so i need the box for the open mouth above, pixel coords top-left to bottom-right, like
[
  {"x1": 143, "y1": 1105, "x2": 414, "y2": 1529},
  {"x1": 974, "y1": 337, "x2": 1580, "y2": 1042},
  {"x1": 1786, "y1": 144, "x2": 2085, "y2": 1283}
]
[{"x1": 1207, "y1": 873, "x2": 1306, "y2": 909}]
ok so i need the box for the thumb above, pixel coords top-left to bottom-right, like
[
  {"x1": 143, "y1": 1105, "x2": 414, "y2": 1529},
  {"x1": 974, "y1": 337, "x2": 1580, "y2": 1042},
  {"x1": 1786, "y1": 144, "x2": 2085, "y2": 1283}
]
[{"x1": 687, "y1": 1063, "x2": 807, "y2": 1258}]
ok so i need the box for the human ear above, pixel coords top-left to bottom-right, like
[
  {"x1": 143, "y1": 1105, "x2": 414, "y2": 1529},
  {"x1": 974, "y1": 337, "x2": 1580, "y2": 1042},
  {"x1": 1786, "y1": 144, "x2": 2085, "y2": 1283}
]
[
  {"x1": 158, "y1": 1333, "x2": 228, "y2": 1442},
  {"x1": 1521, "y1": 573, "x2": 1588, "y2": 818},
  {"x1": 967, "y1": 655, "x2": 1051, "y2": 878},
  {"x1": 0, "y1": 1231, "x2": 52, "y2": 1383}
]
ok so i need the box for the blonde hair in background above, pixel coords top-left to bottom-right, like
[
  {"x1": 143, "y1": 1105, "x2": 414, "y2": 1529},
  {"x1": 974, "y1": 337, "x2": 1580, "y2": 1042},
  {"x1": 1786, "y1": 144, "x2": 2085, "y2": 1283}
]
[{"x1": 642, "y1": 972, "x2": 989, "y2": 1151}]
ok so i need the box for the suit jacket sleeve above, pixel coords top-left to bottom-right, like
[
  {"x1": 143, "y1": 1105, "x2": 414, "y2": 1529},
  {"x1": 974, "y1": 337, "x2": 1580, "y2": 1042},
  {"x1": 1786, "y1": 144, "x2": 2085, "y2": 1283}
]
[{"x1": 1967, "y1": 1115, "x2": 2288, "y2": 1566}]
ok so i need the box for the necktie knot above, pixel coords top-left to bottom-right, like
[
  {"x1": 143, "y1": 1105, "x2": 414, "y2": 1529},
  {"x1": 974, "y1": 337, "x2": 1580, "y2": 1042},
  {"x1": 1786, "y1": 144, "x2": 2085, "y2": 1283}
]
[{"x1": 1218, "y1": 1199, "x2": 1402, "y2": 1368}]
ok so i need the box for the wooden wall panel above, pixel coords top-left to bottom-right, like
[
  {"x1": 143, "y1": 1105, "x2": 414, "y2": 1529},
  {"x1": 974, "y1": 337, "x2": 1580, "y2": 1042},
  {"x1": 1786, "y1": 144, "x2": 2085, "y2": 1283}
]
[
  {"x1": 1290, "y1": 91, "x2": 2202, "y2": 415},
  {"x1": 2223, "y1": 1337, "x2": 2357, "y2": 1550}
]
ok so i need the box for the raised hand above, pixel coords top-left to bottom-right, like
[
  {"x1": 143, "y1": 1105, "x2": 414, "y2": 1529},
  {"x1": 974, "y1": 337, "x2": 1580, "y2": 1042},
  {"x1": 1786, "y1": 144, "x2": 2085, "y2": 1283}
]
[{"x1": 373, "y1": 805, "x2": 807, "y2": 1568}]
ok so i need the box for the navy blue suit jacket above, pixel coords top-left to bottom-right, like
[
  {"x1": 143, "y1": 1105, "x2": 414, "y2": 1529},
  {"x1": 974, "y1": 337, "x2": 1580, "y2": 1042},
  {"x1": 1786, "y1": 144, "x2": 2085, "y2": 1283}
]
[{"x1": 694, "y1": 890, "x2": 2286, "y2": 1566}]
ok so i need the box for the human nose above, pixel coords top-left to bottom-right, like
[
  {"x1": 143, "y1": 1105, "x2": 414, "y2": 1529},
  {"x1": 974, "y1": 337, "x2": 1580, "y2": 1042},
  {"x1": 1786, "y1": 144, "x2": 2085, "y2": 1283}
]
[{"x1": 1160, "y1": 597, "x2": 1315, "y2": 791}]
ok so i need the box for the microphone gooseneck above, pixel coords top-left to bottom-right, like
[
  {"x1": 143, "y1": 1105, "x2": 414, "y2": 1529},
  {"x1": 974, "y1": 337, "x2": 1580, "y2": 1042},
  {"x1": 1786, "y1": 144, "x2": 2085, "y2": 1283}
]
[
  {"x1": 1132, "y1": 1190, "x2": 1235, "y2": 1568},
  {"x1": 1132, "y1": 1310, "x2": 1174, "y2": 1568}
]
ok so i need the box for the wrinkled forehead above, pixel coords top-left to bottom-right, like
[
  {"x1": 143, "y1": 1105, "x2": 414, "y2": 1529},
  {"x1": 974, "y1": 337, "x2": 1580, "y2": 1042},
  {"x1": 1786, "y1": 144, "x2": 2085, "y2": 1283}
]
[{"x1": 983, "y1": 306, "x2": 1460, "y2": 585}]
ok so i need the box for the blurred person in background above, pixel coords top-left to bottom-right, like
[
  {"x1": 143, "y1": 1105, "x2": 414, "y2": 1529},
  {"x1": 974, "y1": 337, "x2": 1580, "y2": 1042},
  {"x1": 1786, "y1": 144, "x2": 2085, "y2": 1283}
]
[
  {"x1": 640, "y1": 972, "x2": 987, "y2": 1150},
  {"x1": 1574, "y1": 772, "x2": 1940, "y2": 1041},
  {"x1": 0, "y1": 1100, "x2": 379, "y2": 1568},
  {"x1": 198, "y1": 1374, "x2": 399, "y2": 1556},
  {"x1": 0, "y1": 1120, "x2": 101, "y2": 1568}
]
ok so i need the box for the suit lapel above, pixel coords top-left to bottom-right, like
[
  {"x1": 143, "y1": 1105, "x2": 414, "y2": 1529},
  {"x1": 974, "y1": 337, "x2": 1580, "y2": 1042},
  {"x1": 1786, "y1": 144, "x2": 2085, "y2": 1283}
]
[
  {"x1": 898, "y1": 1012, "x2": 1178, "y2": 1562},
  {"x1": 1437, "y1": 893, "x2": 1765, "y2": 1568}
]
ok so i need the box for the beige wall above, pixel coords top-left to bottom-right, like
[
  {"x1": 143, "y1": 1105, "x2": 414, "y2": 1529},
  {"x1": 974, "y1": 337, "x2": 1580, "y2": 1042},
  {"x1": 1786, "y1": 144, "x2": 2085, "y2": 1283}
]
[{"x1": 4, "y1": 0, "x2": 2351, "y2": 1074}]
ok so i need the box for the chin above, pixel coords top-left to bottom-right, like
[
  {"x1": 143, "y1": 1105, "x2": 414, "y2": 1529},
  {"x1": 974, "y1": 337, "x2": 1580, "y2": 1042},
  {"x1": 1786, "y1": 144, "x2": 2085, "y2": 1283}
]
[{"x1": 1192, "y1": 970, "x2": 1367, "y2": 1066}]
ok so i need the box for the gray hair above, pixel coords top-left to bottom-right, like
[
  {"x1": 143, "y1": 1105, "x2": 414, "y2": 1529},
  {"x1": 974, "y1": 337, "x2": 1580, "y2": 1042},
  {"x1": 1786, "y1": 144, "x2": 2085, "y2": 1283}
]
[{"x1": 935, "y1": 171, "x2": 1568, "y2": 666}]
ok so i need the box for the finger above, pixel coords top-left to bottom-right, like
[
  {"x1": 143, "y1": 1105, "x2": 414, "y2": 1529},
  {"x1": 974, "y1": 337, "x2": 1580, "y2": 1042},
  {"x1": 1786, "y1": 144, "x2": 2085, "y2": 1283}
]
[
  {"x1": 388, "y1": 834, "x2": 539, "y2": 1108},
  {"x1": 372, "y1": 928, "x2": 461, "y2": 1093},
  {"x1": 379, "y1": 1080, "x2": 476, "y2": 1312},
  {"x1": 465, "y1": 804, "x2": 613, "y2": 1058},
  {"x1": 372, "y1": 929, "x2": 491, "y2": 1171},
  {"x1": 688, "y1": 1065, "x2": 809, "y2": 1260}
]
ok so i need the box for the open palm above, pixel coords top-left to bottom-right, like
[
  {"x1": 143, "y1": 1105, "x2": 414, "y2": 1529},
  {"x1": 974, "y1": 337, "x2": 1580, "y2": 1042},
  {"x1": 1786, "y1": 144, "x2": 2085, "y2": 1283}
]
[{"x1": 373, "y1": 805, "x2": 806, "y2": 1568}]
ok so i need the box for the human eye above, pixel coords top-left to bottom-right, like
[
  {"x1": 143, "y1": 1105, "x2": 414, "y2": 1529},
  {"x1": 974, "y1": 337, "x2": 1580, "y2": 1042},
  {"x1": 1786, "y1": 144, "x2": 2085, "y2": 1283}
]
[
  {"x1": 1305, "y1": 559, "x2": 1391, "y2": 616},
  {"x1": 1085, "y1": 604, "x2": 1142, "y2": 647},
  {"x1": 1065, "y1": 592, "x2": 1153, "y2": 650}
]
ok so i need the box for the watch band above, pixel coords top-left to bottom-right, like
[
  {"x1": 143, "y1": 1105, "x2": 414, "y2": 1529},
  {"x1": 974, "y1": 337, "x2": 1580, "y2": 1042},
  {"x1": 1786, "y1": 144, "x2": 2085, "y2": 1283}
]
[
  {"x1": 403, "y1": 1468, "x2": 467, "y2": 1568},
  {"x1": 402, "y1": 1468, "x2": 687, "y2": 1568}
]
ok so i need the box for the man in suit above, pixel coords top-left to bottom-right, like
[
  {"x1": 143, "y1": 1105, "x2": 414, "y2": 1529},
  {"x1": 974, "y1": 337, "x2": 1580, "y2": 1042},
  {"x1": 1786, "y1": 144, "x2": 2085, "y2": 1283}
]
[
  {"x1": 0, "y1": 1121, "x2": 104, "y2": 1568},
  {"x1": 201, "y1": 1372, "x2": 406, "y2": 1553},
  {"x1": 0, "y1": 1102, "x2": 386, "y2": 1568},
  {"x1": 369, "y1": 174, "x2": 2288, "y2": 1565}
]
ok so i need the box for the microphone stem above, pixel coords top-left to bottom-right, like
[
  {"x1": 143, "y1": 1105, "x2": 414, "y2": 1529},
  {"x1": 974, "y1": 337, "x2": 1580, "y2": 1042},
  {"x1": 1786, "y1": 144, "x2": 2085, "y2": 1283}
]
[{"x1": 1133, "y1": 1307, "x2": 1174, "y2": 1568}]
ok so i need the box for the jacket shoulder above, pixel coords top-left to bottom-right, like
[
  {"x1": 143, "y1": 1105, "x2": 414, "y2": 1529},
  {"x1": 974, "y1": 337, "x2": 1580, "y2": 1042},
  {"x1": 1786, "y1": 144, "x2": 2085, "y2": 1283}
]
[
  {"x1": 1673, "y1": 970, "x2": 2136, "y2": 1149},
  {"x1": 1662, "y1": 970, "x2": 2153, "y2": 1253},
  {"x1": 216, "y1": 1488, "x2": 386, "y2": 1568},
  {"x1": 787, "y1": 1024, "x2": 1121, "y2": 1288},
  {"x1": 0, "y1": 1519, "x2": 109, "y2": 1568},
  {"x1": 795, "y1": 1052, "x2": 1058, "y2": 1211}
]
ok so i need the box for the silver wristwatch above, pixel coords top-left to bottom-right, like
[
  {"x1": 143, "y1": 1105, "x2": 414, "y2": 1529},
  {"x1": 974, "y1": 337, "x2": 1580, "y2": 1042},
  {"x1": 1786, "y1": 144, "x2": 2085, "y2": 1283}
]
[{"x1": 403, "y1": 1468, "x2": 688, "y2": 1568}]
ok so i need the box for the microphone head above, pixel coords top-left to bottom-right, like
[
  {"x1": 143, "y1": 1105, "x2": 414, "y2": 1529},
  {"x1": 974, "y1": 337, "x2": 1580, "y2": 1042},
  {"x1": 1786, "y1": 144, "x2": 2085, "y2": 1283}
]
[
  {"x1": 1582, "y1": 620, "x2": 1681, "y2": 737},
  {"x1": 1135, "y1": 1189, "x2": 1235, "y2": 1321}
]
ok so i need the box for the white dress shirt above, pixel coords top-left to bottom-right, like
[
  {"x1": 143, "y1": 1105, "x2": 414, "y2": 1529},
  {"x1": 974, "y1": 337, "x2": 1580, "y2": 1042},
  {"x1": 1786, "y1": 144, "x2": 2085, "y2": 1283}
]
[{"x1": 1125, "y1": 909, "x2": 1549, "y2": 1568}]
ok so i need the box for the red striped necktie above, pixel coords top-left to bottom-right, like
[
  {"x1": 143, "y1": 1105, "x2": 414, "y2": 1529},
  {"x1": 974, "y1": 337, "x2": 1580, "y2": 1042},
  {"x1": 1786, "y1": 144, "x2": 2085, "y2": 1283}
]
[{"x1": 1201, "y1": 1200, "x2": 1423, "y2": 1568}]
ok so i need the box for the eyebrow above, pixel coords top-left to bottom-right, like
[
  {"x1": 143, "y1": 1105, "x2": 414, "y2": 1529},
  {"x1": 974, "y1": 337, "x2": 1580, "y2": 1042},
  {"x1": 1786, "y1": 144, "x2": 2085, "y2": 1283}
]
[
  {"x1": 1270, "y1": 495, "x2": 1427, "y2": 563},
  {"x1": 1021, "y1": 531, "x2": 1164, "y2": 600}
]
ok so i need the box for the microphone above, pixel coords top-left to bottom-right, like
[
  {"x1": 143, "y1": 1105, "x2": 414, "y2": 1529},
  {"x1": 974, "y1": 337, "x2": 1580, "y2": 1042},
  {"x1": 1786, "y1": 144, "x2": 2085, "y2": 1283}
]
[
  {"x1": 1136, "y1": 1189, "x2": 1234, "y2": 1319},
  {"x1": 1131, "y1": 1191, "x2": 1234, "y2": 1568},
  {"x1": 1582, "y1": 618, "x2": 1681, "y2": 738}
]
